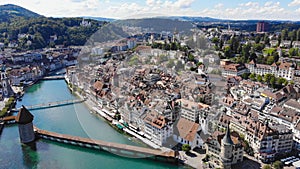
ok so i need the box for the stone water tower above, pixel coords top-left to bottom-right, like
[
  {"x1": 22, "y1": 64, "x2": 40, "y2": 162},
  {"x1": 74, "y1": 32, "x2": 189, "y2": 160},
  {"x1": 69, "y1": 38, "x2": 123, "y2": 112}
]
[
  {"x1": 15, "y1": 106, "x2": 35, "y2": 144},
  {"x1": 220, "y1": 123, "x2": 234, "y2": 169}
]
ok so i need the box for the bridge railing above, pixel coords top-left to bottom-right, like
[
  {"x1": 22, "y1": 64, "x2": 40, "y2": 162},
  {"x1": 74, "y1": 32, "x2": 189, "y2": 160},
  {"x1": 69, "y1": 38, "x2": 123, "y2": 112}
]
[
  {"x1": 33, "y1": 126, "x2": 176, "y2": 159},
  {"x1": 12, "y1": 99, "x2": 85, "y2": 112}
]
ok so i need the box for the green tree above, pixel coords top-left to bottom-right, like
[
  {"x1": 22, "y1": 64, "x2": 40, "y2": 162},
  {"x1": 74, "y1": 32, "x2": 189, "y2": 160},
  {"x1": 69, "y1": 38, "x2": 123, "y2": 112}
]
[
  {"x1": 219, "y1": 39, "x2": 224, "y2": 50},
  {"x1": 257, "y1": 55, "x2": 264, "y2": 64},
  {"x1": 170, "y1": 42, "x2": 179, "y2": 50},
  {"x1": 242, "y1": 44, "x2": 251, "y2": 63},
  {"x1": 182, "y1": 144, "x2": 191, "y2": 152},
  {"x1": 264, "y1": 74, "x2": 272, "y2": 84},
  {"x1": 249, "y1": 52, "x2": 257, "y2": 61},
  {"x1": 281, "y1": 29, "x2": 288, "y2": 41},
  {"x1": 253, "y1": 43, "x2": 265, "y2": 52},
  {"x1": 264, "y1": 34, "x2": 270, "y2": 46},
  {"x1": 272, "y1": 51, "x2": 280, "y2": 62},
  {"x1": 262, "y1": 164, "x2": 271, "y2": 169},
  {"x1": 229, "y1": 36, "x2": 239, "y2": 54},
  {"x1": 284, "y1": 80, "x2": 288, "y2": 86},
  {"x1": 241, "y1": 73, "x2": 249, "y2": 79},
  {"x1": 289, "y1": 48, "x2": 299, "y2": 57},
  {"x1": 273, "y1": 161, "x2": 283, "y2": 169},
  {"x1": 288, "y1": 30, "x2": 297, "y2": 41},
  {"x1": 266, "y1": 55, "x2": 275, "y2": 65},
  {"x1": 224, "y1": 46, "x2": 232, "y2": 58},
  {"x1": 249, "y1": 73, "x2": 256, "y2": 81},
  {"x1": 270, "y1": 76, "x2": 276, "y2": 88},
  {"x1": 188, "y1": 53, "x2": 195, "y2": 61},
  {"x1": 297, "y1": 28, "x2": 300, "y2": 41},
  {"x1": 257, "y1": 75, "x2": 263, "y2": 82},
  {"x1": 277, "y1": 77, "x2": 287, "y2": 86},
  {"x1": 211, "y1": 37, "x2": 219, "y2": 45},
  {"x1": 196, "y1": 62, "x2": 203, "y2": 67},
  {"x1": 255, "y1": 36, "x2": 261, "y2": 44},
  {"x1": 128, "y1": 55, "x2": 139, "y2": 66}
]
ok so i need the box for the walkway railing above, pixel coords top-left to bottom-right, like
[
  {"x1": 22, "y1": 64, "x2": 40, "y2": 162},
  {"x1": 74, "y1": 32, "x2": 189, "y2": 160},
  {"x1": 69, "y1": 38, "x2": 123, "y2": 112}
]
[
  {"x1": 42, "y1": 75, "x2": 65, "y2": 80},
  {"x1": 34, "y1": 126, "x2": 176, "y2": 159},
  {"x1": 0, "y1": 116, "x2": 177, "y2": 160},
  {"x1": 0, "y1": 116, "x2": 17, "y2": 124},
  {"x1": 12, "y1": 99, "x2": 85, "y2": 112}
]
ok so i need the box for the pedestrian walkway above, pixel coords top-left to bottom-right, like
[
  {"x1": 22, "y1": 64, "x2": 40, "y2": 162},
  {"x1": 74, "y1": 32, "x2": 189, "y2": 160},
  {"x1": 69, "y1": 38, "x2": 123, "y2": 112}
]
[
  {"x1": 0, "y1": 98, "x2": 8, "y2": 111},
  {"x1": 123, "y1": 128, "x2": 160, "y2": 149},
  {"x1": 178, "y1": 150, "x2": 205, "y2": 169}
]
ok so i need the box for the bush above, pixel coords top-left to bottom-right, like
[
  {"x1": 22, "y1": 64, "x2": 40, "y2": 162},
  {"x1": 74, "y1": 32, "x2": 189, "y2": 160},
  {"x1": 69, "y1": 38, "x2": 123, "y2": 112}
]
[
  {"x1": 273, "y1": 161, "x2": 283, "y2": 169},
  {"x1": 182, "y1": 144, "x2": 191, "y2": 152},
  {"x1": 262, "y1": 164, "x2": 271, "y2": 169},
  {"x1": 0, "y1": 107, "x2": 8, "y2": 117}
]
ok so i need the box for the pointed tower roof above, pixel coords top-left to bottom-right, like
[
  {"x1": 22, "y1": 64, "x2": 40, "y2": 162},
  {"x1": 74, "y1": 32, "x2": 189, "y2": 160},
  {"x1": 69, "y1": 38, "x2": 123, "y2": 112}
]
[
  {"x1": 16, "y1": 105, "x2": 34, "y2": 124},
  {"x1": 222, "y1": 123, "x2": 234, "y2": 145},
  {"x1": 249, "y1": 60, "x2": 255, "y2": 64},
  {"x1": 271, "y1": 62, "x2": 277, "y2": 67}
]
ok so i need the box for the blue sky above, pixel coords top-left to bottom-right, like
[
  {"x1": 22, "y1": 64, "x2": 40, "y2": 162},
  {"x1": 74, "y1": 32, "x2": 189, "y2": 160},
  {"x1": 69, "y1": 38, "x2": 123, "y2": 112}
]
[{"x1": 1, "y1": 0, "x2": 300, "y2": 20}]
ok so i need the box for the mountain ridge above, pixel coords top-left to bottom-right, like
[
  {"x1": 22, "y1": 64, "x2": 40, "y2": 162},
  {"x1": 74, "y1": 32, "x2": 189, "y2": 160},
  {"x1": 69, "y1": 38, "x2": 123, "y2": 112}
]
[{"x1": 0, "y1": 4, "x2": 42, "y2": 22}]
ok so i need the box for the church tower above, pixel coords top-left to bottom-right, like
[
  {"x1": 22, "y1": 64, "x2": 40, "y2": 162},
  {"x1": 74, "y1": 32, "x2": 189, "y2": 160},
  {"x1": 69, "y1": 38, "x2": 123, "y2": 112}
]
[
  {"x1": 16, "y1": 106, "x2": 35, "y2": 144},
  {"x1": 0, "y1": 65, "x2": 12, "y2": 97},
  {"x1": 220, "y1": 123, "x2": 233, "y2": 169}
]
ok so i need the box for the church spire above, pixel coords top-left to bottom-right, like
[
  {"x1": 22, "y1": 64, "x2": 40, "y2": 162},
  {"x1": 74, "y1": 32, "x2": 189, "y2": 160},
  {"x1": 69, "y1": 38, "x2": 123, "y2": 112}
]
[{"x1": 222, "y1": 122, "x2": 233, "y2": 145}]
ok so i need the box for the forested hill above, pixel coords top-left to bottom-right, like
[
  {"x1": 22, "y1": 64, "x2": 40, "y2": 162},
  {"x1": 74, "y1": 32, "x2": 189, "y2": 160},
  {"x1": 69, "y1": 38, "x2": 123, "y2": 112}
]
[
  {"x1": 0, "y1": 4, "x2": 110, "y2": 49},
  {"x1": 0, "y1": 17, "x2": 108, "y2": 49},
  {"x1": 0, "y1": 4, "x2": 41, "y2": 22}
]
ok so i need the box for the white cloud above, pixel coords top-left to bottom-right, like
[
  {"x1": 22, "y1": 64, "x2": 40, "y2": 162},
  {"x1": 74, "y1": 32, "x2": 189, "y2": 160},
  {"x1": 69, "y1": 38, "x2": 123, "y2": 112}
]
[
  {"x1": 146, "y1": 0, "x2": 155, "y2": 6},
  {"x1": 197, "y1": 1, "x2": 296, "y2": 20},
  {"x1": 146, "y1": 0, "x2": 195, "y2": 9},
  {"x1": 239, "y1": 1, "x2": 259, "y2": 7},
  {"x1": 174, "y1": 0, "x2": 195, "y2": 8},
  {"x1": 289, "y1": 0, "x2": 300, "y2": 6},
  {"x1": 214, "y1": 3, "x2": 223, "y2": 9},
  {"x1": 0, "y1": 0, "x2": 299, "y2": 21}
]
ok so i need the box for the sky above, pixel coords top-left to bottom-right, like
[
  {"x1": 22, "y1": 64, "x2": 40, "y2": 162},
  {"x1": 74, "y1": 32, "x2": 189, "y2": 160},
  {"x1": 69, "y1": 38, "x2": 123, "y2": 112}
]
[{"x1": 0, "y1": 0, "x2": 300, "y2": 21}]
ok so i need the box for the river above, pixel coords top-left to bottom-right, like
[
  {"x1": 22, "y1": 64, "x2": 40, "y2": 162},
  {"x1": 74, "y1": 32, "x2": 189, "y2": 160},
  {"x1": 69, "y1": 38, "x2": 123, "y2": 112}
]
[{"x1": 0, "y1": 80, "x2": 185, "y2": 169}]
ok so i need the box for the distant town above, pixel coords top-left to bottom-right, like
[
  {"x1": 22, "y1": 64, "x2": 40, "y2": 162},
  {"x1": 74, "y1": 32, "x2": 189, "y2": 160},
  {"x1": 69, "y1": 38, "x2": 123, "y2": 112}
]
[{"x1": 1, "y1": 4, "x2": 300, "y2": 169}]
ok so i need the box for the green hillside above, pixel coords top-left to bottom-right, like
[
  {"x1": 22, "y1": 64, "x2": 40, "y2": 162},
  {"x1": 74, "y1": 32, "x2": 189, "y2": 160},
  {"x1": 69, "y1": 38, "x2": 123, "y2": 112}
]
[{"x1": 0, "y1": 4, "x2": 41, "y2": 22}]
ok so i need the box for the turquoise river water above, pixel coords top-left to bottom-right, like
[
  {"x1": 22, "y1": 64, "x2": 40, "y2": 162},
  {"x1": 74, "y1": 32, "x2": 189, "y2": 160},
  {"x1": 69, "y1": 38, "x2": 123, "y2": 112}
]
[{"x1": 0, "y1": 80, "x2": 186, "y2": 169}]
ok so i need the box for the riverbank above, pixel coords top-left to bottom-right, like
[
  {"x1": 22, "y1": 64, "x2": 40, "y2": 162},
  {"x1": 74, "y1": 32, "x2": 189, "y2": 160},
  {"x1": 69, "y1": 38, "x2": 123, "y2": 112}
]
[
  {"x1": 65, "y1": 80, "x2": 206, "y2": 169},
  {"x1": 70, "y1": 87, "x2": 161, "y2": 149}
]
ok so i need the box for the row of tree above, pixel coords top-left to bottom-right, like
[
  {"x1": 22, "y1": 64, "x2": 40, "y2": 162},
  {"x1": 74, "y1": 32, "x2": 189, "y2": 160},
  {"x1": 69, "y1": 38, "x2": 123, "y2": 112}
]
[
  {"x1": 281, "y1": 28, "x2": 300, "y2": 41},
  {"x1": 242, "y1": 73, "x2": 290, "y2": 89}
]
